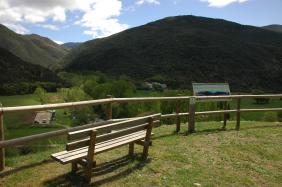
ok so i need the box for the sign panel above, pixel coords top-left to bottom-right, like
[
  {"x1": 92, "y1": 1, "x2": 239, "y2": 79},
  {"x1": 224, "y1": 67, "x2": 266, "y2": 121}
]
[{"x1": 192, "y1": 83, "x2": 231, "y2": 101}]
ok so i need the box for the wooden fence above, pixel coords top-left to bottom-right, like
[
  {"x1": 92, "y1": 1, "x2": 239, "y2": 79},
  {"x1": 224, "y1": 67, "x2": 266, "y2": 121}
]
[{"x1": 0, "y1": 94, "x2": 281, "y2": 171}]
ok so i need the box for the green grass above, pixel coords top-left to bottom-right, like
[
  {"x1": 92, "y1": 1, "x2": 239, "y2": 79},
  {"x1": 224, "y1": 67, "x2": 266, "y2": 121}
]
[
  {"x1": 0, "y1": 93, "x2": 73, "y2": 129},
  {"x1": 0, "y1": 94, "x2": 40, "y2": 107},
  {"x1": 0, "y1": 121, "x2": 281, "y2": 186},
  {"x1": 4, "y1": 126, "x2": 66, "y2": 165},
  {"x1": 0, "y1": 93, "x2": 281, "y2": 186},
  {"x1": 0, "y1": 94, "x2": 40, "y2": 129},
  {"x1": 5, "y1": 126, "x2": 64, "y2": 140}
]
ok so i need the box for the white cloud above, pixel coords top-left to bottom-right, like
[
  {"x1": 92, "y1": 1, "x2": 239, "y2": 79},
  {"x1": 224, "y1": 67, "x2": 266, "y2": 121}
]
[
  {"x1": 41, "y1": 24, "x2": 59, "y2": 31},
  {"x1": 78, "y1": 0, "x2": 129, "y2": 38},
  {"x1": 52, "y1": 7, "x2": 66, "y2": 22},
  {"x1": 123, "y1": 0, "x2": 160, "y2": 13},
  {"x1": 54, "y1": 40, "x2": 64, "y2": 45},
  {"x1": 200, "y1": 0, "x2": 248, "y2": 7},
  {"x1": 136, "y1": 0, "x2": 160, "y2": 5},
  {"x1": 1, "y1": 22, "x2": 29, "y2": 34},
  {"x1": 0, "y1": 0, "x2": 128, "y2": 38}
]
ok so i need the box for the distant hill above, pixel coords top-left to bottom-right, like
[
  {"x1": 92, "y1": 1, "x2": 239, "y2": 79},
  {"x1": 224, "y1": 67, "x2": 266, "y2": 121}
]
[
  {"x1": 62, "y1": 42, "x2": 81, "y2": 49},
  {"x1": 64, "y1": 15, "x2": 282, "y2": 92},
  {"x1": 0, "y1": 24, "x2": 69, "y2": 68},
  {"x1": 262, "y1": 24, "x2": 282, "y2": 33},
  {"x1": 0, "y1": 47, "x2": 62, "y2": 95}
]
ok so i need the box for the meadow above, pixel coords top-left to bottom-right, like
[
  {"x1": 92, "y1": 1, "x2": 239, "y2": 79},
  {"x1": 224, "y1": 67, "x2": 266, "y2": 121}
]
[
  {"x1": 0, "y1": 121, "x2": 281, "y2": 186},
  {"x1": 0, "y1": 92, "x2": 281, "y2": 186}
]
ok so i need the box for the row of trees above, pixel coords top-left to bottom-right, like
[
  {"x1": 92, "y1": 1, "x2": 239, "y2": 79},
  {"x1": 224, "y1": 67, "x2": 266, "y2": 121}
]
[
  {"x1": 33, "y1": 71, "x2": 282, "y2": 126},
  {"x1": 0, "y1": 82, "x2": 62, "y2": 95}
]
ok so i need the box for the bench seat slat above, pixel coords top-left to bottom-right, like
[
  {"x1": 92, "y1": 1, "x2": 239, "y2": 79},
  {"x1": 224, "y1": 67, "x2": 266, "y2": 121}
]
[
  {"x1": 52, "y1": 131, "x2": 155, "y2": 160},
  {"x1": 51, "y1": 146, "x2": 87, "y2": 157},
  {"x1": 51, "y1": 130, "x2": 147, "y2": 164},
  {"x1": 53, "y1": 131, "x2": 144, "y2": 159},
  {"x1": 56, "y1": 132, "x2": 146, "y2": 164}
]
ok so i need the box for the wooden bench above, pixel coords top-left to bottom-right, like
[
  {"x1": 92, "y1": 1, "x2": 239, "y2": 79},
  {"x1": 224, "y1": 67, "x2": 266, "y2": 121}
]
[{"x1": 51, "y1": 114, "x2": 161, "y2": 183}]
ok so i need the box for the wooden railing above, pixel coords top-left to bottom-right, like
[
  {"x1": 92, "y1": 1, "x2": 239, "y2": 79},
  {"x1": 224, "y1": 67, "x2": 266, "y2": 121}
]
[{"x1": 0, "y1": 94, "x2": 281, "y2": 171}]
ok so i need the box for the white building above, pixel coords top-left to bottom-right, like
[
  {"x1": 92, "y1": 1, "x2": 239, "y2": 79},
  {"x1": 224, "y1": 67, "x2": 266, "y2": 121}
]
[{"x1": 34, "y1": 111, "x2": 55, "y2": 125}]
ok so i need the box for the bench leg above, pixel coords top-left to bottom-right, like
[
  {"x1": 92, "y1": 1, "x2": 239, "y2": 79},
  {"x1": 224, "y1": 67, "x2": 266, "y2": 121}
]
[
  {"x1": 71, "y1": 162, "x2": 78, "y2": 173},
  {"x1": 142, "y1": 143, "x2": 149, "y2": 160},
  {"x1": 84, "y1": 129, "x2": 96, "y2": 184},
  {"x1": 142, "y1": 117, "x2": 154, "y2": 160},
  {"x1": 129, "y1": 143, "x2": 134, "y2": 156},
  {"x1": 85, "y1": 161, "x2": 93, "y2": 183}
]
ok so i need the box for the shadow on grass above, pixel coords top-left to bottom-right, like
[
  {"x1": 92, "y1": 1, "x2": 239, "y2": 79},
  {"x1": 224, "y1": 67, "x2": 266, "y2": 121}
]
[
  {"x1": 43, "y1": 154, "x2": 150, "y2": 187},
  {"x1": 0, "y1": 159, "x2": 53, "y2": 178},
  {"x1": 219, "y1": 123, "x2": 279, "y2": 132},
  {"x1": 240, "y1": 123, "x2": 282, "y2": 130},
  {"x1": 187, "y1": 123, "x2": 282, "y2": 136},
  {"x1": 152, "y1": 130, "x2": 181, "y2": 140}
]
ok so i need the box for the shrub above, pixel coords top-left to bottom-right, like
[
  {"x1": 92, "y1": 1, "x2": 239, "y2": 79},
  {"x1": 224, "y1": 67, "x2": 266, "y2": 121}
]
[
  {"x1": 263, "y1": 112, "x2": 278, "y2": 122},
  {"x1": 278, "y1": 112, "x2": 282, "y2": 122},
  {"x1": 34, "y1": 86, "x2": 47, "y2": 104},
  {"x1": 254, "y1": 98, "x2": 270, "y2": 104}
]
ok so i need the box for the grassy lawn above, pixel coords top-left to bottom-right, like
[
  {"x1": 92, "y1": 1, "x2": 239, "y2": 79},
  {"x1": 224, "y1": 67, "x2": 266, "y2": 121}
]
[
  {"x1": 0, "y1": 121, "x2": 281, "y2": 186},
  {"x1": 0, "y1": 94, "x2": 40, "y2": 107},
  {"x1": 0, "y1": 93, "x2": 73, "y2": 129},
  {"x1": 0, "y1": 94, "x2": 40, "y2": 128},
  {"x1": 0, "y1": 93, "x2": 281, "y2": 186}
]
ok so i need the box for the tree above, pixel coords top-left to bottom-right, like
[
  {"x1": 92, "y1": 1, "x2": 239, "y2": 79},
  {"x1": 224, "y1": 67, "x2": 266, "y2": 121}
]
[
  {"x1": 111, "y1": 80, "x2": 135, "y2": 98},
  {"x1": 34, "y1": 86, "x2": 47, "y2": 104},
  {"x1": 58, "y1": 87, "x2": 95, "y2": 125}
]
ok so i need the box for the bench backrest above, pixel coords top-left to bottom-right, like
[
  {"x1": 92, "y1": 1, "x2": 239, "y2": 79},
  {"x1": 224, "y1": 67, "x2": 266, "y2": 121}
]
[{"x1": 66, "y1": 113, "x2": 161, "y2": 151}]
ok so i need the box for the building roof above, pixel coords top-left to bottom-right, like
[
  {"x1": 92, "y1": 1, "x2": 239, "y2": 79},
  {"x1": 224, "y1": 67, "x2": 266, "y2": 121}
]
[{"x1": 34, "y1": 111, "x2": 52, "y2": 124}]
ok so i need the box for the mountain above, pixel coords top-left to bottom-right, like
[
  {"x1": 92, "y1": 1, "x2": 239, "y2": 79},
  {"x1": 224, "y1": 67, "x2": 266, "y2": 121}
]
[
  {"x1": 262, "y1": 24, "x2": 282, "y2": 33},
  {"x1": 64, "y1": 15, "x2": 282, "y2": 92},
  {"x1": 0, "y1": 24, "x2": 69, "y2": 68},
  {"x1": 62, "y1": 42, "x2": 81, "y2": 49},
  {"x1": 0, "y1": 47, "x2": 62, "y2": 95}
]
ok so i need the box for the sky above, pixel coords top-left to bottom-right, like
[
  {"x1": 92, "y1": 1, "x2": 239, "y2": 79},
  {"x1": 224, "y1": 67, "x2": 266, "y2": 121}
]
[{"x1": 0, "y1": 0, "x2": 281, "y2": 44}]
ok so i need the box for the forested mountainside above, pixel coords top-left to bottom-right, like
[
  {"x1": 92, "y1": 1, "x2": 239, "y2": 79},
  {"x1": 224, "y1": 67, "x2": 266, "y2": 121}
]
[
  {"x1": 0, "y1": 47, "x2": 62, "y2": 95},
  {"x1": 0, "y1": 24, "x2": 69, "y2": 68},
  {"x1": 64, "y1": 16, "x2": 282, "y2": 92}
]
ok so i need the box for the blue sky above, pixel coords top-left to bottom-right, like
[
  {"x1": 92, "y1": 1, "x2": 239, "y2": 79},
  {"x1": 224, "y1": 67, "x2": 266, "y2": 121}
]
[{"x1": 0, "y1": 0, "x2": 281, "y2": 44}]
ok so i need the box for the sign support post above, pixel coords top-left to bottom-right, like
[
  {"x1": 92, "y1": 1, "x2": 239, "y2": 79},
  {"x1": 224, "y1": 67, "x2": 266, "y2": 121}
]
[
  {"x1": 188, "y1": 97, "x2": 196, "y2": 133},
  {"x1": 222, "y1": 101, "x2": 228, "y2": 130},
  {"x1": 0, "y1": 104, "x2": 4, "y2": 171}
]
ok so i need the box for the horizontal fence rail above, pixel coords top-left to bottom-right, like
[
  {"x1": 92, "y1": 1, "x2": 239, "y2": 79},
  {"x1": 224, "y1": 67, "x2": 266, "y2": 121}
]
[
  {"x1": 1, "y1": 98, "x2": 112, "y2": 113},
  {"x1": 0, "y1": 94, "x2": 281, "y2": 171},
  {"x1": 0, "y1": 121, "x2": 114, "y2": 149},
  {"x1": 1, "y1": 94, "x2": 281, "y2": 113}
]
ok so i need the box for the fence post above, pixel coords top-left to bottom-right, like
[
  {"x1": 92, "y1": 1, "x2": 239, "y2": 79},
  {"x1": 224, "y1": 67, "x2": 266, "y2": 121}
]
[
  {"x1": 175, "y1": 99, "x2": 181, "y2": 133},
  {"x1": 0, "y1": 104, "x2": 5, "y2": 171},
  {"x1": 236, "y1": 98, "x2": 241, "y2": 130},
  {"x1": 222, "y1": 101, "x2": 228, "y2": 130},
  {"x1": 106, "y1": 95, "x2": 113, "y2": 120},
  {"x1": 188, "y1": 97, "x2": 196, "y2": 133}
]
